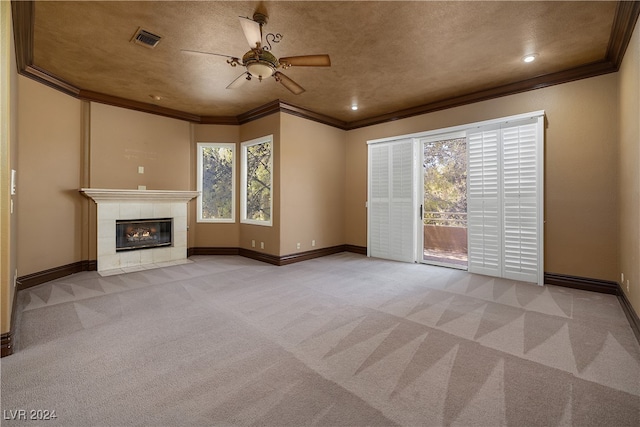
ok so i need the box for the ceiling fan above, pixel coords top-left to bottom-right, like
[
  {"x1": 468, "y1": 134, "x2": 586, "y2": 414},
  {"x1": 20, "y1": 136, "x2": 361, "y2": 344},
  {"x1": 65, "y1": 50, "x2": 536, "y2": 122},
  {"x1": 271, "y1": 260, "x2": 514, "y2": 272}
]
[{"x1": 182, "y1": 12, "x2": 331, "y2": 95}]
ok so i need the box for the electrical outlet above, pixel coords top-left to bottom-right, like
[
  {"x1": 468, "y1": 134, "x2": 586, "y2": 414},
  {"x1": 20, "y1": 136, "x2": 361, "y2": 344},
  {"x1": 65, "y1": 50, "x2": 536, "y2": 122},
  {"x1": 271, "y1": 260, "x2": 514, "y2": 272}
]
[
  {"x1": 296, "y1": 243, "x2": 301, "y2": 250},
  {"x1": 251, "y1": 240, "x2": 255, "y2": 248},
  {"x1": 312, "y1": 240, "x2": 316, "y2": 247},
  {"x1": 138, "y1": 166, "x2": 144, "y2": 174},
  {"x1": 260, "y1": 242, "x2": 264, "y2": 249}
]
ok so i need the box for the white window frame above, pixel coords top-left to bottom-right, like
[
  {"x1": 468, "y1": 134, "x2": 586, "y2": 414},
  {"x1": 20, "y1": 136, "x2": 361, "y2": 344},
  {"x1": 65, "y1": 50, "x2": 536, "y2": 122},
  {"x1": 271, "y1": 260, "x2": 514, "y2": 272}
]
[
  {"x1": 241, "y1": 135, "x2": 273, "y2": 227},
  {"x1": 196, "y1": 142, "x2": 236, "y2": 223}
]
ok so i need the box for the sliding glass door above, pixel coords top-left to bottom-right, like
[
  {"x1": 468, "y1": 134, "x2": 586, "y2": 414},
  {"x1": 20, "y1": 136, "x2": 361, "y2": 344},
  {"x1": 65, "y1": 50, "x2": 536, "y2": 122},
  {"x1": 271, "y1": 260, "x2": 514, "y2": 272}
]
[
  {"x1": 367, "y1": 111, "x2": 544, "y2": 285},
  {"x1": 420, "y1": 134, "x2": 468, "y2": 269}
]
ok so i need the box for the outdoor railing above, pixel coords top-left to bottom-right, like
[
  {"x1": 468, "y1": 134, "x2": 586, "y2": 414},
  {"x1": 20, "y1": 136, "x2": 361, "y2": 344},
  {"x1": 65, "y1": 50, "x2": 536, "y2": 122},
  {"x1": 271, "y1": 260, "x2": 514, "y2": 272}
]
[{"x1": 423, "y1": 211, "x2": 467, "y2": 227}]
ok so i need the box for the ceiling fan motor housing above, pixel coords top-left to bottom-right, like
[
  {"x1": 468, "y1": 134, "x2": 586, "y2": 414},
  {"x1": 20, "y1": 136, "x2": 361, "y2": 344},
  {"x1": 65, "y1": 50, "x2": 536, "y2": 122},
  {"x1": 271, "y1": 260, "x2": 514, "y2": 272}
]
[
  {"x1": 252, "y1": 12, "x2": 268, "y2": 26},
  {"x1": 242, "y1": 50, "x2": 279, "y2": 80}
]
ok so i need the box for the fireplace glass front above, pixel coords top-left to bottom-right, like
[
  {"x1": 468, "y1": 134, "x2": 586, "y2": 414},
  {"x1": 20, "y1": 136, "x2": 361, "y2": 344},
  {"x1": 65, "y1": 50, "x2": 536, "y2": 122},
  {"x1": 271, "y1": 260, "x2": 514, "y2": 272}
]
[{"x1": 116, "y1": 218, "x2": 172, "y2": 252}]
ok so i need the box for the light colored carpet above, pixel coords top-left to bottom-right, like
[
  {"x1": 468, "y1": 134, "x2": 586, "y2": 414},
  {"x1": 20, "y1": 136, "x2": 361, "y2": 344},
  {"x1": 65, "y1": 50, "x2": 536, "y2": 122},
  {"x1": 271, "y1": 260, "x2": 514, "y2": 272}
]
[{"x1": 1, "y1": 253, "x2": 639, "y2": 426}]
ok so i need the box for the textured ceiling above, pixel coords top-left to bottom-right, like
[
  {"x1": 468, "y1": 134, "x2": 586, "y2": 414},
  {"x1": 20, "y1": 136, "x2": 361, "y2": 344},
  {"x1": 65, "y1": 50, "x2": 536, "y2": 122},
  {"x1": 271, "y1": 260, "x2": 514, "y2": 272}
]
[{"x1": 31, "y1": 1, "x2": 620, "y2": 123}]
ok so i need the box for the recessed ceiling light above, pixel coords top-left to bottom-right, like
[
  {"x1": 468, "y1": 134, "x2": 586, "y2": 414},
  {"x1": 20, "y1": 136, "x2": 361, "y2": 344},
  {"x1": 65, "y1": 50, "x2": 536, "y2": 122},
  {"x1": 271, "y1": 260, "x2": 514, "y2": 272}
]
[
  {"x1": 522, "y1": 54, "x2": 537, "y2": 63},
  {"x1": 149, "y1": 94, "x2": 162, "y2": 101},
  {"x1": 351, "y1": 105, "x2": 358, "y2": 111}
]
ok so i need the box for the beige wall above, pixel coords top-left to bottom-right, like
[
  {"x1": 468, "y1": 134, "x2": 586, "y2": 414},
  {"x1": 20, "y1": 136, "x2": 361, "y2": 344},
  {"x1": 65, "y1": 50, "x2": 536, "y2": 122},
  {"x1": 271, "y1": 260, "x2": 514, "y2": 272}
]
[
  {"x1": 190, "y1": 114, "x2": 346, "y2": 256},
  {"x1": 239, "y1": 114, "x2": 281, "y2": 256},
  {"x1": 16, "y1": 77, "x2": 84, "y2": 276},
  {"x1": 90, "y1": 103, "x2": 191, "y2": 190},
  {"x1": 346, "y1": 72, "x2": 620, "y2": 282},
  {"x1": 190, "y1": 124, "x2": 240, "y2": 248},
  {"x1": 280, "y1": 114, "x2": 345, "y2": 255},
  {"x1": 1, "y1": 2, "x2": 19, "y2": 334},
  {"x1": 10, "y1": 33, "x2": 637, "y2": 323},
  {"x1": 88, "y1": 103, "x2": 193, "y2": 258},
  {"x1": 13, "y1": 70, "x2": 625, "y2": 284},
  {"x1": 619, "y1": 20, "x2": 640, "y2": 314}
]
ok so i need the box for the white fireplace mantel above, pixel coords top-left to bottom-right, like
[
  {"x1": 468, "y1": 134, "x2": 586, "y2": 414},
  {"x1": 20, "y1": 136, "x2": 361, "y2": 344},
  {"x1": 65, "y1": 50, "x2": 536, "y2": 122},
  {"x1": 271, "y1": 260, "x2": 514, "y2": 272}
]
[
  {"x1": 79, "y1": 188, "x2": 199, "y2": 275},
  {"x1": 80, "y1": 188, "x2": 200, "y2": 203}
]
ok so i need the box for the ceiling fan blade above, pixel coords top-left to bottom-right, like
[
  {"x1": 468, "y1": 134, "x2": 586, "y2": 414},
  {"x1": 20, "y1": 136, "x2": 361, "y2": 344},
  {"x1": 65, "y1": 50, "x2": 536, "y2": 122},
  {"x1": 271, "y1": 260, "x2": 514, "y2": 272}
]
[
  {"x1": 274, "y1": 71, "x2": 305, "y2": 95},
  {"x1": 278, "y1": 55, "x2": 331, "y2": 67},
  {"x1": 226, "y1": 72, "x2": 250, "y2": 89},
  {"x1": 180, "y1": 49, "x2": 238, "y2": 60},
  {"x1": 239, "y1": 16, "x2": 262, "y2": 48}
]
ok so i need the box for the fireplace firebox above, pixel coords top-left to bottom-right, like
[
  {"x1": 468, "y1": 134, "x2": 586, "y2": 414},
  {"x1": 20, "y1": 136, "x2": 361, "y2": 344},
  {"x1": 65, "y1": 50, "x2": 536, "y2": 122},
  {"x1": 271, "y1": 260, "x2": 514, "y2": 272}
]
[{"x1": 116, "y1": 218, "x2": 172, "y2": 252}]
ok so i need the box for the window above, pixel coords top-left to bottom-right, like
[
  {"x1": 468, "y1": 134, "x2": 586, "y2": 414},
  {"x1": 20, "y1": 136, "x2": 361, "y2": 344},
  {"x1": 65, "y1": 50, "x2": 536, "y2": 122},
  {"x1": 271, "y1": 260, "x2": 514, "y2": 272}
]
[
  {"x1": 197, "y1": 143, "x2": 235, "y2": 223},
  {"x1": 241, "y1": 136, "x2": 273, "y2": 226}
]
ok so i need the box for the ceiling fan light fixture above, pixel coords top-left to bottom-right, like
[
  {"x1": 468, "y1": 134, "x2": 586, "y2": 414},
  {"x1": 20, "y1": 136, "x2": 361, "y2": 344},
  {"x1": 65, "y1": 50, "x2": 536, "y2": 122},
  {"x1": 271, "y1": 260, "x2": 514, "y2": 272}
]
[
  {"x1": 243, "y1": 50, "x2": 279, "y2": 80},
  {"x1": 246, "y1": 62, "x2": 275, "y2": 79},
  {"x1": 186, "y1": 11, "x2": 330, "y2": 95}
]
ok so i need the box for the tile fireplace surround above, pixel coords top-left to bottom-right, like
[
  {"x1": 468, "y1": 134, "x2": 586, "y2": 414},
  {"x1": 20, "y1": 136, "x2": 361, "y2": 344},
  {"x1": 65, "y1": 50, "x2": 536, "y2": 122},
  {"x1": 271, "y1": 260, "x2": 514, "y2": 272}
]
[{"x1": 80, "y1": 189, "x2": 199, "y2": 275}]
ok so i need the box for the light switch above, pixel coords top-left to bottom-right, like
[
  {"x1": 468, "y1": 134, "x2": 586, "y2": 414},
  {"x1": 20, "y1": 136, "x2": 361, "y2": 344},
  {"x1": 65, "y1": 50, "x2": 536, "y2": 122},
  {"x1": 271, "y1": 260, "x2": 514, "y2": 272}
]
[
  {"x1": 10, "y1": 169, "x2": 16, "y2": 195},
  {"x1": 138, "y1": 166, "x2": 144, "y2": 174}
]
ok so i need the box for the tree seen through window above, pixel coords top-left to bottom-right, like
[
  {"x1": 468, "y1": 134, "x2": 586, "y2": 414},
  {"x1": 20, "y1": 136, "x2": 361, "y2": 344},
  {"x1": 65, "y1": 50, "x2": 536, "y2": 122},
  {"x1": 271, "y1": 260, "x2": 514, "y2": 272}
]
[
  {"x1": 245, "y1": 141, "x2": 271, "y2": 222},
  {"x1": 200, "y1": 144, "x2": 234, "y2": 221}
]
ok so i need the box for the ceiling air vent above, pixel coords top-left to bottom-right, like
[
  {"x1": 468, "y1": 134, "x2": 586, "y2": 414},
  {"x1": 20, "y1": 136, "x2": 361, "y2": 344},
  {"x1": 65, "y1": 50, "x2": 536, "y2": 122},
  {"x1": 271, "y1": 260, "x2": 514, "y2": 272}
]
[{"x1": 131, "y1": 28, "x2": 162, "y2": 49}]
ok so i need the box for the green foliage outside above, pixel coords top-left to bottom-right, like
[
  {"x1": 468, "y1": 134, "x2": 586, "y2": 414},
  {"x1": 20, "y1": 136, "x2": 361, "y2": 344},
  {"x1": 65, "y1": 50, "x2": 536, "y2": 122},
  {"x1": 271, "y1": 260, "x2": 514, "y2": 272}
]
[
  {"x1": 201, "y1": 146, "x2": 233, "y2": 219},
  {"x1": 423, "y1": 138, "x2": 467, "y2": 227},
  {"x1": 245, "y1": 142, "x2": 271, "y2": 222}
]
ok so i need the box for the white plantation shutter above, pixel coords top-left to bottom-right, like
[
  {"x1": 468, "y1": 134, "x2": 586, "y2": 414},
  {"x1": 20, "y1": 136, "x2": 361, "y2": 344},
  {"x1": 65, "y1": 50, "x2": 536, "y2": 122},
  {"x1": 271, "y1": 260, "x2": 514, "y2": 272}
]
[
  {"x1": 502, "y1": 121, "x2": 542, "y2": 283},
  {"x1": 467, "y1": 126, "x2": 502, "y2": 277},
  {"x1": 366, "y1": 111, "x2": 543, "y2": 281},
  {"x1": 368, "y1": 139, "x2": 416, "y2": 262},
  {"x1": 369, "y1": 144, "x2": 390, "y2": 256},
  {"x1": 467, "y1": 116, "x2": 544, "y2": 284}
]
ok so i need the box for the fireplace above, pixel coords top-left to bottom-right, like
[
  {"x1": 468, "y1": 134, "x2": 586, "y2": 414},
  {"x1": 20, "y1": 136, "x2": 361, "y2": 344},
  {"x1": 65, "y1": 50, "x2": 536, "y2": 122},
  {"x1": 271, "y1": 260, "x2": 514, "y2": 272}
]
[
  {"x1": 80, "y1": 188, "x2": 199, "y2": 274},
  {"x1": 116, "y1": 218, "x2": 172, "y2": 252}
]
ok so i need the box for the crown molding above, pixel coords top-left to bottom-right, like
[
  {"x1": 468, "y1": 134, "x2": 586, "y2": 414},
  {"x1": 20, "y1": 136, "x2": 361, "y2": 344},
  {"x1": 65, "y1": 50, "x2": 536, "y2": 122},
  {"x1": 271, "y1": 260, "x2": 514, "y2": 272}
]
[
  {"x1": 278, "y1": 101, "x2": 348, "y2": 129},
  {"x1": 24, "y1": 65, "x2": 80, "y2": 96},
  {"x1": 347, "y1": 60, "x2": 617, "y2": 130},
  {"x1": 607, "y1": 0, "x2": 640, "y2": 68},
  {"x1": 230, "y1": 99, "x2": 348, "y2": 129},
  {"x1": 10, "y1": 0, "x2": 33, "y2": 72},
  {"x1": 199, "y1": 116, "x2": 240, "y2": 125},
  {"x1": 236, "y1": 99, "x2": 283, "y2": 124},
  {"x1": 11, "y1": 0, "x2": 640, "y2": 131},
  {"x1": 78, "y1": 89, "x2": 201, "y2": 122}
]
